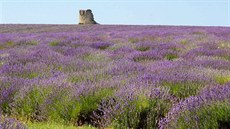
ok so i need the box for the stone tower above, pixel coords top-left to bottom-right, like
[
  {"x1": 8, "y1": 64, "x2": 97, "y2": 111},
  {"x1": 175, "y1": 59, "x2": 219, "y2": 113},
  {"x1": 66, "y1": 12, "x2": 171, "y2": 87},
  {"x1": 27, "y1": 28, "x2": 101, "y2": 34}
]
[{"x1": 79, "y1": 9, "x2": 97, "y2": 24}]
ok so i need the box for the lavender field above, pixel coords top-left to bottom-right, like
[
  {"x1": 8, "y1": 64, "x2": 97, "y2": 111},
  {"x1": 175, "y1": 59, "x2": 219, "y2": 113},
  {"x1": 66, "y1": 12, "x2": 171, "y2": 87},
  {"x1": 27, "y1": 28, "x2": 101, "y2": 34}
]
[{"x1": 0, "y1": 24, "x2": 230, "y2": 129}]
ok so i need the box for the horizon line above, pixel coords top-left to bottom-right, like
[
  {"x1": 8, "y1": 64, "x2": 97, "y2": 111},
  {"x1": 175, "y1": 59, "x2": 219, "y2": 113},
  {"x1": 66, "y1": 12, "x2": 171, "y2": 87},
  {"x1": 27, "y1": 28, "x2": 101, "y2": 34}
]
[{"x1": 0, "y1": 23, "x2": 229, "y2": 27}]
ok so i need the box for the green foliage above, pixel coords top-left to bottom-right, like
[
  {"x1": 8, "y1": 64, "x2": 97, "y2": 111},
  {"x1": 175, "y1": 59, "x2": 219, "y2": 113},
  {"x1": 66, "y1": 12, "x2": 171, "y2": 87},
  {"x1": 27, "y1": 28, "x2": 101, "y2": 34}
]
[
  {"x1": 219, "y1": 41, "x2": 230, "y2": 49},
  {"x1": 133, "y1": 56, "x2": 156, "y2": 62},
  {"x1": 180, "y1": 39, "x2": 189, "y2": 45},
  {"x1": 51, "y1": 64, "x2": 63, "y2": 71},
  {"x1": 0, "y1": 41, "x2": 37, "y2": 50},
  {"x1": 12, "y1": 86, "x2": 53, "y2": 120},
  {"x1": 27, "y1": 121, "x2": 97, "y2": 129},
  {"x1": 136, "y1": 46, "x2": 150, "y2": 51},
  {"x1": 165, "y1": 54, "x2": 178, "y2": 60},
  {"x1": 80, "y1": 89, "x2": 114, "y2": 114},
  {"x1": 1, "y1": 102, "x2": 12, "y2": 114},
  {"x1": 0, "y1": 44, "x2": 4, "y2": 49},
  {"x1": 25, "y1": 41, "x2": 38, "y2": 46},
  {"x1": 109, "y1": 44, "x2": 123, "y2": 51},
  {"x1": 6, "y1": 41, "x2": 14, "y2": 47},
  {"x1": 43, "y1": 88, "x2": 76, "y2": 123},
  {"x1": 163, "y1": 82, "x2": 203, "y2": 99},
  {"x1": 113, "y1": 95, "x2": 171, "y2": 129},
  {"x1": 215, "y1": 76, "x2": 230, "y2": 85},
  {"x1": 0, "y1": 82, "x2": 12, "y2": 114},
  {"x1": 82, "y1": 53, "x2": 108, "y2": 62},
  {"x1": 176, "y1": 102, "x2": 230, "y2": 129},
  {"x1": 0, "y1": 41, "x2": 14, "y2": 49},
  {"x1": 49, "y1": 41, "x2": 59, "y2": 46},
  {"x1": 27, "y1": 122, "x2": 77, "y2": 129},
  {"x1": 44, "y1": 88, "x2": 114, "y2": 125},
  {"x1": 14, "y1": 72, "x2": 39, "y2": 79},
  {"x1": 69, "y1": 75, "x2": 85, "y2": 83},
  {"x1": 27, "y1": 72, "x2": 39, "y2": 79},
  {"x1": 129, "y1": 38, "x2": 139, "y2": 43}
]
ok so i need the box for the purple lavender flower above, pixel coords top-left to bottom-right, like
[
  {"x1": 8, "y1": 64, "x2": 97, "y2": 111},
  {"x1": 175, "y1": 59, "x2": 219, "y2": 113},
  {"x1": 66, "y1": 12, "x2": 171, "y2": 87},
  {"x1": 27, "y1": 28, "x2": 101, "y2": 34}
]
[
  {"x1": 159, "y1": 84, "x2": 230, "y2": 129},
  {"x1": 0, "y1": 115, "x2": 28, "y2": 129},
  {"x1": 0, "y1": 24, "x2": 230, "y2": 128}
]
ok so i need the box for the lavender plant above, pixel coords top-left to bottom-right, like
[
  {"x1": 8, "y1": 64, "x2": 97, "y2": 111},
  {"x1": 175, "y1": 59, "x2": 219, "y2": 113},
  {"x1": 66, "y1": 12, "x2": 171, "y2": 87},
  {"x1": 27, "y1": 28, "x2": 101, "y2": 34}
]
[
  {"x1": 159, "y1": 84, "x2": 230, "y2": 129},
  {"x1": 0, "y1": 24, "x2": 230, "y2": 128},
  {"x1": 0, "y1": 114, "x2": 28, "y2": 129}
]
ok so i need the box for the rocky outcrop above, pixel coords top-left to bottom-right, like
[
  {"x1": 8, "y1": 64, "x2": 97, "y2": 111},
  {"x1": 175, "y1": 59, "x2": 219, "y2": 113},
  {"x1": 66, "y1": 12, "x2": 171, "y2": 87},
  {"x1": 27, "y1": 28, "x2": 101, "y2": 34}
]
[{"x1": 79, "y1": 9, "x2": 98, "y2": 24}]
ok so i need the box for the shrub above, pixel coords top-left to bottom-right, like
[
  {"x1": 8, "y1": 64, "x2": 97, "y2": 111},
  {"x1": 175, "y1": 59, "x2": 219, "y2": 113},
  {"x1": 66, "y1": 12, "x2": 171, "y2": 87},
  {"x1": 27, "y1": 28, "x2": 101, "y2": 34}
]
[
  {"x1": 0, "y1": 115, "x2": 28, "y2": 129},
  {"x1": 11, "y1": 86, "x2": 53, "y2": 121},
  {"x1": 160, "y1": 84, "x2": 230, "y2": 129},
  {"x1": 42, "y1": 88, "x2": 114, "y2": 126},
  {"x1": 49, "y1": 41, "x2": 59, "y2": 46},
  {"x1": 109, "y1": 89, "x2": 173, "y2": 129},
  {"x1": 176, "y1": 102, "x2": 230, "y2": 129},
  {"x1": 162, "y1": 81, "x2": 204, "y2": 99}
]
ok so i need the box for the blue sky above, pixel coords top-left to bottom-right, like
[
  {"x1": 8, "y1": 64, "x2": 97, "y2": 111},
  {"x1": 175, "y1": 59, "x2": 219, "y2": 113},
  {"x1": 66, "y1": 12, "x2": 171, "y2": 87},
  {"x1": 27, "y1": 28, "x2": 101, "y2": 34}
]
[{"x1": 0, "y1": 0, "x2": 229, "y2": 26}]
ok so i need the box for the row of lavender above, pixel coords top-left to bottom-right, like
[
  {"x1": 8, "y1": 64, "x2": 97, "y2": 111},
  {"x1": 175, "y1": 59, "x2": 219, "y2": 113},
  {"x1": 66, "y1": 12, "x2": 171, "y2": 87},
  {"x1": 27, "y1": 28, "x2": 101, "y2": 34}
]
[{"x1": 0, "y1": 25, "x2": 230, "y2": 128}]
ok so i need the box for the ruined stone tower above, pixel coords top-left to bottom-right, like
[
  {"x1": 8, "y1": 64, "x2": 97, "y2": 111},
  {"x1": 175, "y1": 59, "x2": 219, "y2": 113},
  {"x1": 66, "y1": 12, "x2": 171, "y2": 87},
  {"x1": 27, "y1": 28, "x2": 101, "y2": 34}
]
[{"x1": 79, "y1": 9, "x2": 97, "y2": 24}]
